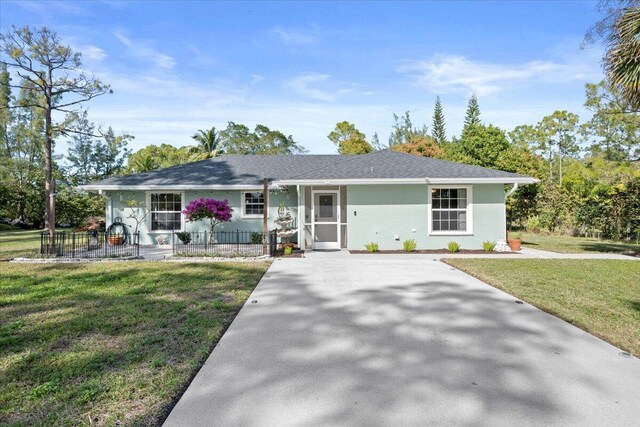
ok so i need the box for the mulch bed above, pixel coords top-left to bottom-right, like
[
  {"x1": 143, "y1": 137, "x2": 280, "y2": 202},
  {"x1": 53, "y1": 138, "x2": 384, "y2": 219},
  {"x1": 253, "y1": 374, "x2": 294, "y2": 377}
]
[{"x1": 349, "y1": 249, "x2": 517, "y2": 254}]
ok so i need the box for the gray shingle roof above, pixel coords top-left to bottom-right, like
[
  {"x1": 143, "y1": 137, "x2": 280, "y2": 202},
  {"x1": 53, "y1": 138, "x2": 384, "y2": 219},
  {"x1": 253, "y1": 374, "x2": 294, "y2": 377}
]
[{"x1": 83, "y1": 149, "x2": 535, "y2": 188}]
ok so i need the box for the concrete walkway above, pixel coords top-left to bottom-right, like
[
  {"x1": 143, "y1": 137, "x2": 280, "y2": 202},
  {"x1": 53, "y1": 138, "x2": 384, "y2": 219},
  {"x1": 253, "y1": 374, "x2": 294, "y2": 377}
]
[
  {"x1": 165, "y1": 253, "x2": 639, "y2": 426},
  {"x1": 517, "y1": 246, "x2": 638, "y2": 259}
]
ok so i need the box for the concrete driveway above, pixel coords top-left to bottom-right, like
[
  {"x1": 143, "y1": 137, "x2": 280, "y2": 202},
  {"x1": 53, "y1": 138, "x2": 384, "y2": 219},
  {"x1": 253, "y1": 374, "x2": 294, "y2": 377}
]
[{"x1": 165, "y1": 252, "x2": 640, "y2": 426}]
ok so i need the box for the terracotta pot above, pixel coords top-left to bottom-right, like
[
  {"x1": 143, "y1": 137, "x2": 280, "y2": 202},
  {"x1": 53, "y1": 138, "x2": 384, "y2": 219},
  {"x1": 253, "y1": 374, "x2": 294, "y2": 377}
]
[
  {"x1": 507, "y1": 238, "x2": 521, "y2": 251},
  {"x1": 107, "y1": 235, "x2": 124, "y2": 246}
]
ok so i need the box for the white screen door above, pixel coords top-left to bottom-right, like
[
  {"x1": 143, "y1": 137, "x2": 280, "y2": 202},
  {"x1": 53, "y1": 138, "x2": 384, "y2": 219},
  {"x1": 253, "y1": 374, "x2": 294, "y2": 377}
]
[{"x1": 312, "y1": 191, "x2": 339, "y2": 249}]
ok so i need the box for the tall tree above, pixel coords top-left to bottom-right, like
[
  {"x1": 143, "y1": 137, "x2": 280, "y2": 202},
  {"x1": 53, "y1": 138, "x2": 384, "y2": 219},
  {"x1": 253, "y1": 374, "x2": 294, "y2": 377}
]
[
  {"x1": 452, "y1": 124, "x2": 510, "y2": 168},
  {"x1": 585, "y1": 1, "x2": 640, "y2": 110},
  {"x1": 93, "y1": 126, "x2": 132, "y2": 179},
  {"x1": 218, "y1": 122, "x2": 305, "y2": 155},
  {"x1": 327, "y1": 121, "x2": 365, "y2": 148},
  {"x1": 66, "y1": 111, "x2": 96, "y2": 184},
  {"x1": 388, "y1": 111, "x2": 428, "y2": 146},
  {"x1": 190, "y1": 126, "x2": 220, "y2": 160},
  {"x1": 463, "y1": 94, "x2": 481, "y2": 128},
  {"x1": 431, "y1": 96, "x2": 446, "y2": 144},
  {"x1": 582, "y1": 80, "x2": 640, "y2": 161},
  {"x1": 125, "y1": 144, "x2": 191, "y2": 173},
  {"x1": 338, "y1": 134, "x2": 373, "y2": 155},
  {"x1": 0, "y1": 26, "x2": 111, "y2": 249},
  {"x1": 370, "y1": 131, "x2": 384, "y2": 150},
  {"x1": 392, "y1": 135, "x2": 445, "y2": 158},
  {"x1": 599, "y1": 3, "x2": 640, "y2": 110},
  {"x1": 1, "y1": 79, "x2": 46, "y2": 224},
  {"x1": 538, "y1": 111, "x2": 580, "y2": 184}
]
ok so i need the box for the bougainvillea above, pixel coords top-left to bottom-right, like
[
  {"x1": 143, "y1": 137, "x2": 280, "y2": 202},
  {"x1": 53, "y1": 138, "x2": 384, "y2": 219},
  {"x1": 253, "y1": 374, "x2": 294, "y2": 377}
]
[{"x1": 182, "y1": 198, "x2": 233, "y2": 235}]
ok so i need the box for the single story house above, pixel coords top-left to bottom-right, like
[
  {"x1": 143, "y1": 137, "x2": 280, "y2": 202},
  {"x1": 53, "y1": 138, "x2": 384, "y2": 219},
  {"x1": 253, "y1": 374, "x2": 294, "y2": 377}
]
[{"x1": 81, "y1": 149, "x2": 538, "y2": 250}]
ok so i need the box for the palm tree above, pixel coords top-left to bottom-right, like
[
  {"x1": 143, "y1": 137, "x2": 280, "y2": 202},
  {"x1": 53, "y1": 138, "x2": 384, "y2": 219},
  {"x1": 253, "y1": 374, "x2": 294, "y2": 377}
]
[
  {"x1": 604, "y1": 5, "x2": 640, "y2": 111},
  {"x1": 190, "y1": 127, "x2": 221, "y2": 160}
]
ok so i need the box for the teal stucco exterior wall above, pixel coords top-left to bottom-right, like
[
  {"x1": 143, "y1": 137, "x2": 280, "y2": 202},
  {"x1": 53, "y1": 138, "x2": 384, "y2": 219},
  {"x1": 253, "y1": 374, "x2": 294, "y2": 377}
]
[
  {"x1": 104, "y1": 187, "x2": 298, "y2": 245},
  {"x1": 346, "y1": 184, "x2": 506, "y2": 250}
]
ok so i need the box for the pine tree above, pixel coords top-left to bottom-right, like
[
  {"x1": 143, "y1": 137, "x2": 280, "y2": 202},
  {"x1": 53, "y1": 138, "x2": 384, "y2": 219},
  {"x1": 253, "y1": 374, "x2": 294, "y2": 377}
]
[
  {"x1": 370, "y1": 132, "x2": 385, "y2": 150},
  {"x1": 431, "y1": 96, "x2": 446, "y2": 144},
  {"x1": 464, "y1": 94, "x2": 481, "y2": 128}
]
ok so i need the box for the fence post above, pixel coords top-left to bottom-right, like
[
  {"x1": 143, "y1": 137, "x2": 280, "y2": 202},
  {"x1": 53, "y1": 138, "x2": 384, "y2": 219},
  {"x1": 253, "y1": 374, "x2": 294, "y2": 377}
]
[
  {"x1": 204, "y1": 231, "x2": 208, "y2": 251},
  {"x1": 72, "y1": 233, "x2": 76, "y2": 258},
  {"x1": 236, "y1": 230, "x2": 240, "y2": 253}
]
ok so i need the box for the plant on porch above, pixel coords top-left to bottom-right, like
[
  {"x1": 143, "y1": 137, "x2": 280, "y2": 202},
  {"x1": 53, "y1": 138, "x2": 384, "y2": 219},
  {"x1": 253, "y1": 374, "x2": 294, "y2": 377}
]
[{"x1": 183, "y1": 198, "x2": 233, "y2": 242}]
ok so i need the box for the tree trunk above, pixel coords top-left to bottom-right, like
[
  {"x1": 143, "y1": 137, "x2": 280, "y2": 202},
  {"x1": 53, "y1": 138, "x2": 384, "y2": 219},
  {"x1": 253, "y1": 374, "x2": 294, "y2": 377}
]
[
  {"x1": 559, "y1": 153, "x2": 563, "y2": 186},
  {"x1": 44, "y1": 95, "x2": 55, "y2": 252}
]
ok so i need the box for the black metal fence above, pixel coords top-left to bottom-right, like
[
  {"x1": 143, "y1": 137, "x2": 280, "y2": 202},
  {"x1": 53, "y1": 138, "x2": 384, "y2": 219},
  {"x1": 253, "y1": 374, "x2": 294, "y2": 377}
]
[
  {"x1": 40, "y1": 231, "x2": 140, "y2": 258},
  {"x1": 173, "y1": 230, "x2": 277, "y2": 257}
]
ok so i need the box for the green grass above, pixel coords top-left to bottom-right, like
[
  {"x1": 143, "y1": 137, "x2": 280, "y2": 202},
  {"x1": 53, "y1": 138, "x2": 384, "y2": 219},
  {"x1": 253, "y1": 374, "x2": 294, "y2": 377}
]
[
  {"x1": 0, "y1": 261, "x2": 269, "y2": 425},
  {"x1": 445, "y1": 259, "x2": 640, "y2": 356},
  {"x1": 522, "y1": 232, "x2": 640, "y2": 256},
  {"x1": 0, "y1": 226, "x2": 73, "y2": 260}
]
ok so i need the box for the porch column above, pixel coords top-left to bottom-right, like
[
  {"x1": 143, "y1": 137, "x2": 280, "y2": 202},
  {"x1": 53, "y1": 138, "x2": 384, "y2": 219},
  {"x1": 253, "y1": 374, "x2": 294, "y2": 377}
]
[
  {"x1": 263, "y1": 178, "x2": 269, "y2": 255},
  {"x1": 297, "y1": 185, "x2": 304, "y2": 249}
]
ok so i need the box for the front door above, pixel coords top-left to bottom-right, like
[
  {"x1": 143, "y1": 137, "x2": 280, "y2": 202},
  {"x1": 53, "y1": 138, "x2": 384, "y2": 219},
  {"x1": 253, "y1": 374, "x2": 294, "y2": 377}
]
[{"x1": 312, "y1": 191, "x2": 340, "y2": 250}]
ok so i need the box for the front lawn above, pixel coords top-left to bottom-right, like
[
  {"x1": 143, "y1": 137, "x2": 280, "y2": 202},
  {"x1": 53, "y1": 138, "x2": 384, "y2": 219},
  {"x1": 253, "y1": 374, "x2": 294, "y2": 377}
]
[
  {"x1": 444, "y1": 259, "x2": 640, "y2": 356},
  {"x1": 0, "y1": 226, "x2": 72, "y2": 260},
  {"x1": 0, "y1": 261, "x2": 269, "y2": 425},
  {"x1": 521, "y1": 232, "x2": 640, "y2": 256}
]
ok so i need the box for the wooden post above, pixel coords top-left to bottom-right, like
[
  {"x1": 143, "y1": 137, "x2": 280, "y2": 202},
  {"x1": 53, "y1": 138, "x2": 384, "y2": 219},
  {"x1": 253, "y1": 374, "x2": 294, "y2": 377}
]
[{"x1": 263, "y1": 178, "x2": 269, "y2": 255}]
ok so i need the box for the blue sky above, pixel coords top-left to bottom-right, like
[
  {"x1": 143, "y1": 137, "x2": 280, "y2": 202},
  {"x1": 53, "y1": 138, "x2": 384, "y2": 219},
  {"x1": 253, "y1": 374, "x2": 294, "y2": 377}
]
[{"x1": 1, "y1": 0, "x2": 604, "y2": 155}]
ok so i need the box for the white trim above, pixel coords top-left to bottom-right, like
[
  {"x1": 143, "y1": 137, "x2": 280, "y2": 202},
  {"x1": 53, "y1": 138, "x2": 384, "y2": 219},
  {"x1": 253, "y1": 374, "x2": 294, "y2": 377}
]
[
  {"x1": 241, "y1": 190, "x2": 265, "y2": 219},
  {"x1": 146, "y1": 191, "x2": 185, "y2": 232},
  {"x1": 80, "y1": 184, "x2": 266, "y2": 191},
  {"x1": 427, "y1": 177, "x2": 538, "y2": 184},
  {"x1": 81, "y1": 177, "x2": 538, "y2": 192},
  {"x1": 427, "y1": 185, "x2": 474, "y2": 236},
  {"x1": 297, "y1": 185, "x2": 303, "y2": 249},
  {"x1": 311, "y1": 189, "x2": 340, "y2": 250},
  {"x1": 105, "y1": 195, "x2": 113, "y2": 229},
  {"x1": 276, "y1": 177, "x2": 538, "y2": 186}
]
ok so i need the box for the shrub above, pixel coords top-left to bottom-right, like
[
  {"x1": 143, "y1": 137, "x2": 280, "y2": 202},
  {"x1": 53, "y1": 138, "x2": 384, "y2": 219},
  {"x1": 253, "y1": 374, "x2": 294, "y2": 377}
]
[
  {"x1": 509, "y1": 232, "x2": 522, "y2": 240},
  {"x1": 447, "y1": 241, "x2": 460, "y2": 253},
  {"x1": 403, "y1": 239, "x2": 417, "y2": 252},
  {"x1": 365, "y1": 242, "x2": 379, "y2": 253},
  {"x1": 176, "y1": 231, "x2": 191, "y2": 244},
  {"x1": 482, "y1": 241, "x2": 496, "y2": 251},
  {"x1": 250, "y1": 232, "x2": 263, "y2": 244},
  {"x1": 283, "y1": 246, "x2": 293, "y2": 255},
  {"x1": 525, "y1": 215, "x2": 543, "y2": 233}
]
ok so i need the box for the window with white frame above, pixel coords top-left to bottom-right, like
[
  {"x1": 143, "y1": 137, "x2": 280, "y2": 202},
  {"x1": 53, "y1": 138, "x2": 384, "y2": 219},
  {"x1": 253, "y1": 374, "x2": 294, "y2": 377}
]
[
  {"x1": 242, "y1": 191, "x2": 264, "y2": 217},
  {"x1": 150, "y1": 193, "x2": 182, "y2": 231},
  {"x1": 431, "y1": 188, "x2": 469, "y2": 233}
]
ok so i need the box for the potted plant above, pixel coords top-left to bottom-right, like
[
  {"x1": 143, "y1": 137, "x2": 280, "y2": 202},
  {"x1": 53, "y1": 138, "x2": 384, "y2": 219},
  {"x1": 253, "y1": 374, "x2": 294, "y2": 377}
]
[
  {"x1": 507, "y1": 232, "x2": 522, "y2": 251},
  {"x1": 107, "y1": 235, "x2": 124, "y2": 245}
]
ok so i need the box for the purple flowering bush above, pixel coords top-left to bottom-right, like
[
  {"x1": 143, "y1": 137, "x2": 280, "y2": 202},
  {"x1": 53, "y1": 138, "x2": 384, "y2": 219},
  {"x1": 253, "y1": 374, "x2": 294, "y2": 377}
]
[{"x1": 183, "y1": 198, "x2": 233, "y2": 235}]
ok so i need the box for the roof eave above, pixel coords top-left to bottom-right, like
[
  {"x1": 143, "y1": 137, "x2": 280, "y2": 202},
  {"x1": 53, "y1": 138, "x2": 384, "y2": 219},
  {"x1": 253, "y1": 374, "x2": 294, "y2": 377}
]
[{"x1": 275, "y1": 177, "x2": 539, "y2": 185}]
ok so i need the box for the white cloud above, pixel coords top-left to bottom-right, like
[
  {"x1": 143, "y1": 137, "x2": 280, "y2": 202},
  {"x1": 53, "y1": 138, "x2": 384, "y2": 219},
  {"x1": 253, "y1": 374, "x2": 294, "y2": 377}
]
[
  {"x1": 250, "y1": 74, "x2": 265, "y2": 85},
  {"x1": 273, "y1": 26, "x2": 319, "y2": 46},
  {"x1": 79, "y1": 44, "x2": 107, "y2": 61},
  {"x1": 114, "y1": 31, "x2": 176, "y2": 69},
  {"x1": 286, "y1": 73, "x2": 356, "y2": 101},
  {"x1": 397, "y1": 54, "x2": 596, "y2": 96}
]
